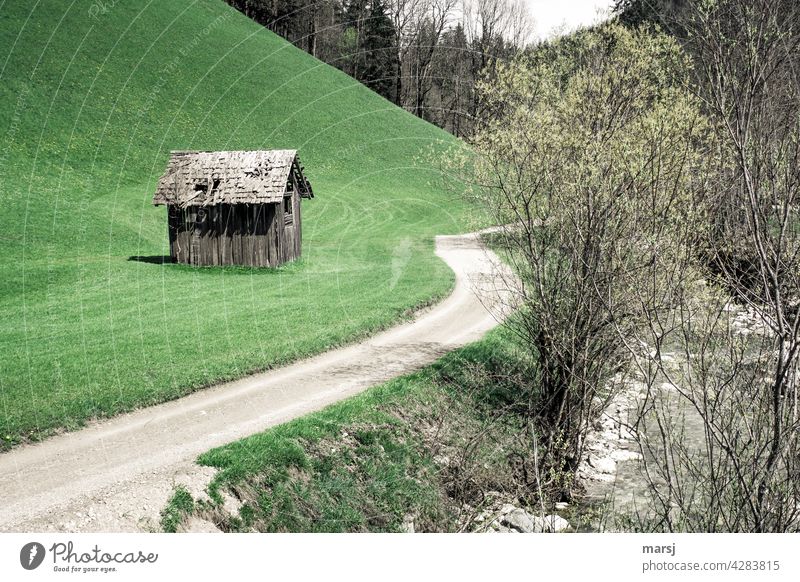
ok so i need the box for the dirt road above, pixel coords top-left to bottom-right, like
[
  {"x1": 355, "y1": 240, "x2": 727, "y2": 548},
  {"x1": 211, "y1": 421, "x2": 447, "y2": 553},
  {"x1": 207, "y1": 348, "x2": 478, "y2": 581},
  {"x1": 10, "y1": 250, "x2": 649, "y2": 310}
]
[{"x1": 0, "y1": 233, "x2": 511, "y2": 532}]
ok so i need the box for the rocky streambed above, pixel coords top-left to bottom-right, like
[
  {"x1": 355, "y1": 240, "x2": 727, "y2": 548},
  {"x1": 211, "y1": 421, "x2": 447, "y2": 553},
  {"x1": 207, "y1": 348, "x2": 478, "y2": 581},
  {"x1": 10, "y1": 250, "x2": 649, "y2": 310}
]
[
  {"x1": 575, "y1": 300, "x2": 772, "y2": 531},
  {"x1": 445, "y1": 300, "x2": 771, "y2": 534}
]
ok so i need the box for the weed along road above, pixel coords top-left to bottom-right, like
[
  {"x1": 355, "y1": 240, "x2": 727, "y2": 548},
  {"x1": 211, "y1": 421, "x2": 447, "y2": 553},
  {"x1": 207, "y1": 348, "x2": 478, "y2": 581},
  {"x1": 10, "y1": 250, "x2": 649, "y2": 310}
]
[{"x1": 0, "y1": 232, "x2": 512, "y2": 532}]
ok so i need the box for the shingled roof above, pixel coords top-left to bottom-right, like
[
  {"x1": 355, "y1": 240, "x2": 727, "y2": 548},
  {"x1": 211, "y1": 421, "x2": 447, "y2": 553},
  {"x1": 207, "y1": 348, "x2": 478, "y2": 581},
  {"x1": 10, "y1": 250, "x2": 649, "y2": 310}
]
[{"x1": 152, "y1": 150, "x2": 313, "y2": 207}]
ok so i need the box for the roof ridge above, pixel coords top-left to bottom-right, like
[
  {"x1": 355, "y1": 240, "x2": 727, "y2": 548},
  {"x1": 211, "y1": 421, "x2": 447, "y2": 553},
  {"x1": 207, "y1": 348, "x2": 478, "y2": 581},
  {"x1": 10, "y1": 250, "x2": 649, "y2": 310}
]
[{"x1": 152, "y1": 150, "x2": 309, "y2": 207}]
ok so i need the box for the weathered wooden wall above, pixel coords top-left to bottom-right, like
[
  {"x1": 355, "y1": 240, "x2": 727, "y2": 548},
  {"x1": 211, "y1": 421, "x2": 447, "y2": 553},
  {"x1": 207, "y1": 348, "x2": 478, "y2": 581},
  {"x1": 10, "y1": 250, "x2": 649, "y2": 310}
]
[{"x1": 167, "y1": 195, "x2": 302, "y2": 267}]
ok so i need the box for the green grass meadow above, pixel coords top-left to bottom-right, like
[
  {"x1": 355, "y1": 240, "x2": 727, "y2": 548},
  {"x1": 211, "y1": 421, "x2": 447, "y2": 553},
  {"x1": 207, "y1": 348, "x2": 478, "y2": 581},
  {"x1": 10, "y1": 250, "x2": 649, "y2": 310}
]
[{"x1": 0, "y1": 0, "x2": 473, "y2": 448}]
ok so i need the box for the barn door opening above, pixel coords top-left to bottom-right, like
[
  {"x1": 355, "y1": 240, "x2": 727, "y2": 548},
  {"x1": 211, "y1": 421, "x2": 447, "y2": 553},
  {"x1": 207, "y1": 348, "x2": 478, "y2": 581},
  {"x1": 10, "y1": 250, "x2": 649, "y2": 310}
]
[
  {"x1": 189, "y1": 207, "x2": 208, "y2": 265},
  {"x1": 283, "y1": 195, "x2": 295, "y2": 254},
  {"x1": 282, "y1": 194, "x2": 298, "y2": 262},
  {"x1": 283, "y1": 195, "x2": 294, "y2": 225}
]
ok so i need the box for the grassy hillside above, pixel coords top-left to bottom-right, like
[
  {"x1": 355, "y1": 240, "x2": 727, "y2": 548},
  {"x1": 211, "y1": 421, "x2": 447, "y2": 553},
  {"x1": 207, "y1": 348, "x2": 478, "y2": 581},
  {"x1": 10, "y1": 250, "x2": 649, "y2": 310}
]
[{"x1": 0, "y1": 0, "x2": 472, "y2": 448}]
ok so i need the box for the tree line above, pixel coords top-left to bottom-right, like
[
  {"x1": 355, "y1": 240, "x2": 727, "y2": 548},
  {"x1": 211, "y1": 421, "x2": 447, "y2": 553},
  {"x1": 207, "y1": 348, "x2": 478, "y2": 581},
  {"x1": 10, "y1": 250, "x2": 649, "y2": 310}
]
[{"x1": 224, "y1": 0, "x2": 531, "y2": 137}]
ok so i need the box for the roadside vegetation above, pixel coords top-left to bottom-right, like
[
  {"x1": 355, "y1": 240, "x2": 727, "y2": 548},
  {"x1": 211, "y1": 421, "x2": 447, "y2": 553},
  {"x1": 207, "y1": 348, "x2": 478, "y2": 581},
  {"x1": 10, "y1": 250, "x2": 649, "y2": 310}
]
[
  {"x1": 0, "y1": 0, "x2": 473, "y2": 449},
  {"x1": 161, "y1": 328, "x2": 589, "y2": 533}
]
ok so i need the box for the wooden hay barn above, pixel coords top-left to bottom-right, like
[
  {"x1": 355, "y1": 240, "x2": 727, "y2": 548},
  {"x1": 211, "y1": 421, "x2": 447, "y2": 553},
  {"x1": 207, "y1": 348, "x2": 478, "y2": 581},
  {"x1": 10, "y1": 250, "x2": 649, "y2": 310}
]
[{"x1": 153, "y1": 150, "x2": 313, "y2": 267}]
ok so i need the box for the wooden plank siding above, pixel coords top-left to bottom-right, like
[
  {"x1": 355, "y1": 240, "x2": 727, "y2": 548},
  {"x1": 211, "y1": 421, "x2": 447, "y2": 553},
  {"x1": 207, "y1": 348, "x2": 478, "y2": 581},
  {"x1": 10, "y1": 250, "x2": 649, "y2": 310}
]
[{"x1": 165, "y1": 202, "x2": 301, "y2": 267}]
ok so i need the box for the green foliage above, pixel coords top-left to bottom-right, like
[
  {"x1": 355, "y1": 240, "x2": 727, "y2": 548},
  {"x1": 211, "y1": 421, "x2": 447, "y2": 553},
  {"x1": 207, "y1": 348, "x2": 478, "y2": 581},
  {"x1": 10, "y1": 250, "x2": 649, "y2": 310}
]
[
  {"x1": 0, "y1": 0, "x2": 472, "y2": 449},
  {"x1": 341, "y1": 0, "x2": 397, "y2": 98},
  {"x1": 450, "y1": 22, "x2": 708, "y2": 492},
  {"x1": 161, "y1": 486, "x2": 195, "y2": 533}
]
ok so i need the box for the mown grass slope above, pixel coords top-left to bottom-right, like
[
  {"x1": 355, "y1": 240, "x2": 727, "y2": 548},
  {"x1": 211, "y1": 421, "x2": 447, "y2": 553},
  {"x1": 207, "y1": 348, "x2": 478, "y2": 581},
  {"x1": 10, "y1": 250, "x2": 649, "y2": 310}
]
[{"x1": 0, "y1": 0, "x2": 471, "y2": 448}]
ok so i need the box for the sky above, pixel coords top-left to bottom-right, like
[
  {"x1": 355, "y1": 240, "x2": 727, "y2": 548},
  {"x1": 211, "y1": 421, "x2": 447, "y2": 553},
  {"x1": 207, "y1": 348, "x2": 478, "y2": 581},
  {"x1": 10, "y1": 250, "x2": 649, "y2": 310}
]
[{"x1": 525, "y1": 0, "x2": 617, "y2": 41}]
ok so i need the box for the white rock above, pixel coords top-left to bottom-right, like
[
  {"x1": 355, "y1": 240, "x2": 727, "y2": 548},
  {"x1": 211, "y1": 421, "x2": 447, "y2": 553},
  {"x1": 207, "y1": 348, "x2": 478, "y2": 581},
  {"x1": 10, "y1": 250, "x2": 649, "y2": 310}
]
[
  {"x1": 502, "y1": 508, "x2": 535, "y2": 532},
  {"x1": 433, "y1": 454, "x2": 450, "y2": 466},
  {"x1": 499, "y1": 503, "x2": 517, "y2": 515},
  {"x1": 599, "y1": 428, "x2": 620, "y2": 443},
  {"x1": 534, "y1": 514, "x2": 570, "y2": 533},
  {"x1": 220, "y1": 491, "x2": 242, "y2": 516},
  {"x1": 401, "y1": 514, "x2": 415, "y2": 533},
  {"x1": 499, "y1": 508, "x2": 571, "y2": 533},
  {"x1": 588, "y1": 455, "x2": 617, "y2": 474},
  {"x1": 610, "y1": 449, "x2": 642, "y2": 462}
]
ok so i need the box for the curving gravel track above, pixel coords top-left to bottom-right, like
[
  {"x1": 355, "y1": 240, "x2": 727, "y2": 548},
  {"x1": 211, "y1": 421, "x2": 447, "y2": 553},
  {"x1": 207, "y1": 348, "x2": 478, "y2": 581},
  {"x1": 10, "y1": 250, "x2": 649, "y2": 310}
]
[{"x1": 0, "y1": 232, "x2": 512, "y2": 532}]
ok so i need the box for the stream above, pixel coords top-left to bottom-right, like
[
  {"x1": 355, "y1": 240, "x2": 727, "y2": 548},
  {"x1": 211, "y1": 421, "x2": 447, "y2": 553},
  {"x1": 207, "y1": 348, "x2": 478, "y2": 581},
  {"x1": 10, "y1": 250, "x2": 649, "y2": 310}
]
[{"x1": 577, "y1": 303, "x2": 770, "y2": 531}]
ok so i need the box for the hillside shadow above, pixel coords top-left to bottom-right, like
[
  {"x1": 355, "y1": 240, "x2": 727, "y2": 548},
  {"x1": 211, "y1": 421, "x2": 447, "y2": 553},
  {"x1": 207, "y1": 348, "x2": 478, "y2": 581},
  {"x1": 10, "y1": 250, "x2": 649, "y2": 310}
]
[{"x1": 128, "y1": 255, "x2": 173, "y2": 265}]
